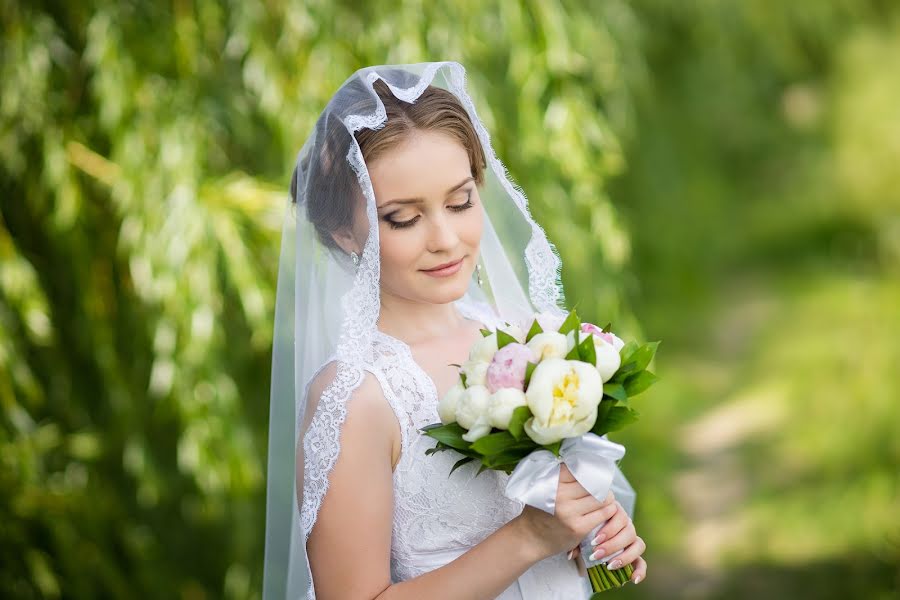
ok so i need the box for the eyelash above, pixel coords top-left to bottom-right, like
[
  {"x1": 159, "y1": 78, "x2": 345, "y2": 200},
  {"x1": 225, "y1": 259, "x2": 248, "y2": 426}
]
[{"x1": 384, "y1": 191, "x2": 474, "y2": 230}]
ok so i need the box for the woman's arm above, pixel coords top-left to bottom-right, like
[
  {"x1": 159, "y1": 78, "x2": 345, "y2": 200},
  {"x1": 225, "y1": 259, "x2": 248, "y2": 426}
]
[
  {"x1": 307, "y1": 371, "x2": 541, "y2": 599},
  {"x1": 378, "y1": 515, "x2": 540, "y2": 600},
  {"x1": 306, "y1": 371, "x2": 642, "y2": 599}
]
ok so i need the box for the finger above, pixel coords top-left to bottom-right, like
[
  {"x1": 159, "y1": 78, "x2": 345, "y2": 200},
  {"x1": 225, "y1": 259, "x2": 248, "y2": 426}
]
[
  {"x1": 566, "y1": 544, "x2": 581, "y2": 561},
  {"x1": 605, "y1": 536, "x2": 646, "y2": 572},
  {"x1": 566, "y1": 492, "x2": 612, "y2": 518},
  {"x1": 557, "y1": 478, "x2": 603, "y2": 501},
  {"x1": 573, "y1": 498, "x2": 618, "y2": 536},
  {"x1": 588, "y1": 521, "x2": 636, "y2": 562},
  {"x1": 592, "y1": 502, "x2": 628, "y2": 543},
  {"x1": 629, "y1": 556, "x2": 647, "y2": 584},
  {"x1": 558, "y1": 464, "x2": 577, "y2": 483},
  {"x1": 559, "y1": 479, "x2": 615, "y2": 504}
]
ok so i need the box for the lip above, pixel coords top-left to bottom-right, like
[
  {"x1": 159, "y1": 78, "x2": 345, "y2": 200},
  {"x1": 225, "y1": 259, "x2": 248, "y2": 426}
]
[{"x1": 420, "y1": 257, "x2": 464, "y2": 277}]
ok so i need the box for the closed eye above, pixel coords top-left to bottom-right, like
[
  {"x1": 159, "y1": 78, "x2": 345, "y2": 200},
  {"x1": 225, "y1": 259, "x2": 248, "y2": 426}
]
[{"x1": 384, "y1": 190, "x2": 474, "y2": 229}]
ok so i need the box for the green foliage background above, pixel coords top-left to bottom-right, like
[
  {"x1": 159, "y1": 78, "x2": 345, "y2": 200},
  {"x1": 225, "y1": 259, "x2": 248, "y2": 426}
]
[{"x1": 1, "y1": 0, "x2": 897, "y2": 598}]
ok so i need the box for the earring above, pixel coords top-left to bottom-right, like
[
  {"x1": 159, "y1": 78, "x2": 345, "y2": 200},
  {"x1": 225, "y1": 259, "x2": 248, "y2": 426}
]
[
  {"x1": 350, "y1": 251, "x2": 360, "y2": 266},
  {"x1": 475, "y1": 263, "x2": 483, "y2": 287}
]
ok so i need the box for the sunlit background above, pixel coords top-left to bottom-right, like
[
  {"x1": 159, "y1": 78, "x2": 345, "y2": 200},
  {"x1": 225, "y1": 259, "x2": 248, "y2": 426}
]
[{"x1": 2, "y1": 1, "x2": 898, "y2": 598}]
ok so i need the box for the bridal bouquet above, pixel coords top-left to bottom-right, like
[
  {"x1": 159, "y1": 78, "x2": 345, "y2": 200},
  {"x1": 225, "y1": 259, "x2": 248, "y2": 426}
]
[{"x1": 421, "y1": 310, "x2": 658, "y2": 595}]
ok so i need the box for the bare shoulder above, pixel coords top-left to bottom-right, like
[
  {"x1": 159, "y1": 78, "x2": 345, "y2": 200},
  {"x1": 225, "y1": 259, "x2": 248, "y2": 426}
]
[
  {"x1": 302, "y1": 361, "x2": 400, "y2": 467},
  {"x1": 305, "y1": 362, "x2": 398, "y2": 597}
]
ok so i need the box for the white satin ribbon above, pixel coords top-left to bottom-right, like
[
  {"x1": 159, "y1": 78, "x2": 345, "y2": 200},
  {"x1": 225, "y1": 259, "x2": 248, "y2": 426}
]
[
  {"x1": 505, "y1": 434, "x2": 628, "y2": 570},
  {"x1": 505, "y1": 433, "x2": 626, "y2": 514}
]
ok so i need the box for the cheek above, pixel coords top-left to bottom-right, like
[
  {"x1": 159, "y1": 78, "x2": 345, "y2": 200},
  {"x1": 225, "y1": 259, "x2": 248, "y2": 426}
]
[
  {"x1": 461, "y1": 203, "x2": 485, "y2": 247},
  {"x1": 378, "y1": 225, "x2": 421, "y2": 275}
]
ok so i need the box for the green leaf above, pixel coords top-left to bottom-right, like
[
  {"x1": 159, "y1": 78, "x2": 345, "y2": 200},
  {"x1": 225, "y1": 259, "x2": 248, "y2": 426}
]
[
  {"x1": 603, "y1": 382, "x2": 628, "y2": 403},
  {"x1": 482, "y1": 448, "x2": 532, "y2": 468},
  {"x1": 543, "y1": 440, "x2": 563, "y2": 456},
  {"x1": 628, "y1": 341, "x2": 660, "y2": 373},
  {"x1": 480, "y1": 328, "x2": 492, "y2": 337},
  {"x1": 496, "y1": 329, "x2": 517, "y2": 349},
  {"x1": 578, "y1": 333, "x2": 596, "y2": 366},
  {"x1": 558, "y1": 309, "x2": 581, "y2": 335},
  {"x1": 592, "y1": 400, "x2": 614, "y2": 431},
  {"x1": 624, "y1": 370, "x2": 659, "y2": 396},
  {"x1": 618, "y1": 340, "x2": 639, "y2": 365},
  {"x1": 565, "y1": 342, "x2": 581, "y2": 360},
  {"x1": 459, "y1": 371, "x2": 467, "y2": 388},
  {"x1": 614, "y1": 361, "x2": 637, "y2": 378},
  {"x1": 470, "y1": 430, "x2": 518, "y2": 455},
  {"x1": 524, "y1": 361, "x2": 537, "y2": 388},
  {"x1": 592, "y1": 406, "x2": 640, "y2": 436},
  {"x1": 507, "y1": 406, "x2": 533, "y2": 441},
  {"x1": 608, "y1": 406, "x2": 640, "y2": 432},
  {"x1": 602, "y1": 322, "x2": 612, "y2": 332},
  {"x1": 525, "y1": 319, "x2": 543, "y2": 342},
  {"x1": 449, "y1": 456, "x2": 474, "y2": 476},
  {"x1": 421, "y1": 423, "x2": 471, "y2": 451}
]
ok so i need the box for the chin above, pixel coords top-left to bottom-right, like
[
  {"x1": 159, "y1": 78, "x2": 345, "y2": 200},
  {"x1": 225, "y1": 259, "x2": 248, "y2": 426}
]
[
  {"x1": 394, "y1": 267, "x2": 469, "y2": 305},
  {"x1": 418, "y1": 278, "x2": 470, "y2": 305}
]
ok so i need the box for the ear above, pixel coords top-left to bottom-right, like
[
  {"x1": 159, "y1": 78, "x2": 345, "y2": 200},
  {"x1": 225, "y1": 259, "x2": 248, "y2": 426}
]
[{"x1": 329, "y1": 227, "x2": 359, "y2": 257}]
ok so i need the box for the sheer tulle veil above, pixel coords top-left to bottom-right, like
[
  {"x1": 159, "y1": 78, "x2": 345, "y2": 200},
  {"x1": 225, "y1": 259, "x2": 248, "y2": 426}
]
[{"x1": 262, "y1": 61, "x2": 635, "y2": 599}]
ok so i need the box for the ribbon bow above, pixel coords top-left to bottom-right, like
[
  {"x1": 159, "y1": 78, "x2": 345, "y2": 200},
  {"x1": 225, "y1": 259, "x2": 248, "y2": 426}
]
[{"x1": 505, "y1": 433, "x2": 625, "y2": 514}]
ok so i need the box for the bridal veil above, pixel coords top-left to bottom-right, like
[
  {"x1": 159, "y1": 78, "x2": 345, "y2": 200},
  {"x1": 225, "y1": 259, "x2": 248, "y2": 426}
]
[{"x1": 263, "y1": 61, "x2": 635, "y2": 599}]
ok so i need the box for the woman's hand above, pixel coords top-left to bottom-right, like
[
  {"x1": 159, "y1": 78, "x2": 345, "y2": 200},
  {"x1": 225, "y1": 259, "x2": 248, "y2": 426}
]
[
  {"x1": 575, "y1": 496, "x2": 648, "y2": 584},
  {"x1": 513, "y1": 464, "x2": 619, "y2": 560}
]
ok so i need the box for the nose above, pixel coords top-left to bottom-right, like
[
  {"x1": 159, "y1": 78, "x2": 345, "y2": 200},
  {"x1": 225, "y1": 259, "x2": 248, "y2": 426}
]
[{"x1": 425, "y1": 212, "x2": 460, "y2": 253}]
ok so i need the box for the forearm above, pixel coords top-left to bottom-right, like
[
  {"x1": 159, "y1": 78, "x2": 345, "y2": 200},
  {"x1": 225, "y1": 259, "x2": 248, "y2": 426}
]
[{"x1": 375, "y1": 515, "x2": 545, "y2": 600}]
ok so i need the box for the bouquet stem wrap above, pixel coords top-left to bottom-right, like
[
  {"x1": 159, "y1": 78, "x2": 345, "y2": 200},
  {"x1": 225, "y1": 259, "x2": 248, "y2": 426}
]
[{"x1": 504, "y1": 433, "x2": 634, "y2": 593}]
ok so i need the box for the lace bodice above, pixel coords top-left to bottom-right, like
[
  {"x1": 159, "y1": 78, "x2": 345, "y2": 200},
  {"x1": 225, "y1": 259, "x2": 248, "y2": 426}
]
[
  {"x1": 359, "y1": 301, "x2": 591, "y2": 599},
  {"x1": 299, "y1": 299, "x2": 591, "y2": 599}
]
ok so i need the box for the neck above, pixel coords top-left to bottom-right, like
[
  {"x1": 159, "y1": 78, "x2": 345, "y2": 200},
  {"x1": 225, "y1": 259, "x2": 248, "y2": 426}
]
[{"x1": 377, "y1": 290, "x2": 467, "y2": 346}]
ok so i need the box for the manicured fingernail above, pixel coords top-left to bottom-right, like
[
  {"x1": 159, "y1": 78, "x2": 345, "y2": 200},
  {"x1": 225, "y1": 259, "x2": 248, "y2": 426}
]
[
  {"x1": 591, "y1": 533, "x2": 606, "y2": 546},
  {"x1": 589, "y1": 549, "x2": 602, "y2": 561},
  {"x1": 607, "y1": 559, "x2": 622, "y2": 570},
  {"x1": 633, "y1": 575, "x2": 642, "y2": 584},
  {"x1": 566, "y1": 549, "x2": 574, "y2": 560}
]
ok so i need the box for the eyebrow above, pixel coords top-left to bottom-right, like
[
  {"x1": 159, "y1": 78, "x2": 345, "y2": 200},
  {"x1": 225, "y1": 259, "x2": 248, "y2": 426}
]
[{"x1": 377, "y1": 176, "x2": 474, "y2": 210}]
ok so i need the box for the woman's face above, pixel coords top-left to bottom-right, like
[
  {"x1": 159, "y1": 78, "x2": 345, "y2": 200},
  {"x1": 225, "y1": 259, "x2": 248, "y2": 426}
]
[{"x1": 362, "y1": 130, "x2": 484, "y2": 306}]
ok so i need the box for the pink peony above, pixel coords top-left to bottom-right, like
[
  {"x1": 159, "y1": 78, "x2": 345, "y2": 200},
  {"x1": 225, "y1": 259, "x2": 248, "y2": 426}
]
[
  {"x1": 581, "y1": 322, "x2": 603, "y2": 336},
  {"x1": 581, "y1": 323, "x2": 623, "y2": 350},
  {"x1": 485, "y1": 343, "x2": 536, "y2": 393}
]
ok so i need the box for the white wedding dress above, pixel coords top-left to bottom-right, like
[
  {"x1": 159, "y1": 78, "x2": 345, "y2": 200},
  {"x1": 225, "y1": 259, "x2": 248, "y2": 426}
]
[{"x1": 360, "y1": 299, "x2": 592, "y2": 599}]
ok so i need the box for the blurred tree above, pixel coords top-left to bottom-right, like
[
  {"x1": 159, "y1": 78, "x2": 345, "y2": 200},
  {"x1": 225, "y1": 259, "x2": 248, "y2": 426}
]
[{"x1": 1, "y1": 1, "x2": 639, "y2": 597}]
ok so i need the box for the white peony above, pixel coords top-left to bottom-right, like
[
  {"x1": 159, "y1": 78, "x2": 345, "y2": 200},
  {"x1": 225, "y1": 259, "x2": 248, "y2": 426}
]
[
  {"x1": 592, "y1": 337, "x2": 622, "y2": 383},
  {"x1": 455, "y1": 385, "x2": 491, "y2": 430},
  {"x1": 580, "y1": 324, "x2": 625, "y2": 382},
  {"x1": 438, "y1": 382, "x2": 466, "y2": 424},
  {"x1": 461, "y1": 359, "x2": 489, "y2": 387},
  {"x1": 462, "y1": 415, "x2": 492, "y2": 442},
  {"x1": 498, "y1": 323, "x2": 527, "y2": 343},
  {"x1": 487, "y1": 387, "x2": 528, "y2": 429},
  {"x1": 523, "y1": 358, "x2": 604, "y2": 445},
  {"x1": 469, "y1": 333, "x2": 499, "y2": 362},
  {"x1": 526, "y1": 332, "x2": 570, "y2": 361}
]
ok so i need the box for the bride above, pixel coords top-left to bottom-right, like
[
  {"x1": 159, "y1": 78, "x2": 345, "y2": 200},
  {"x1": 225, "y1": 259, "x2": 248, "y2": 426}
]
[{"x1": 263, "y1": 62, "x2": 647, "y2": 599}]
